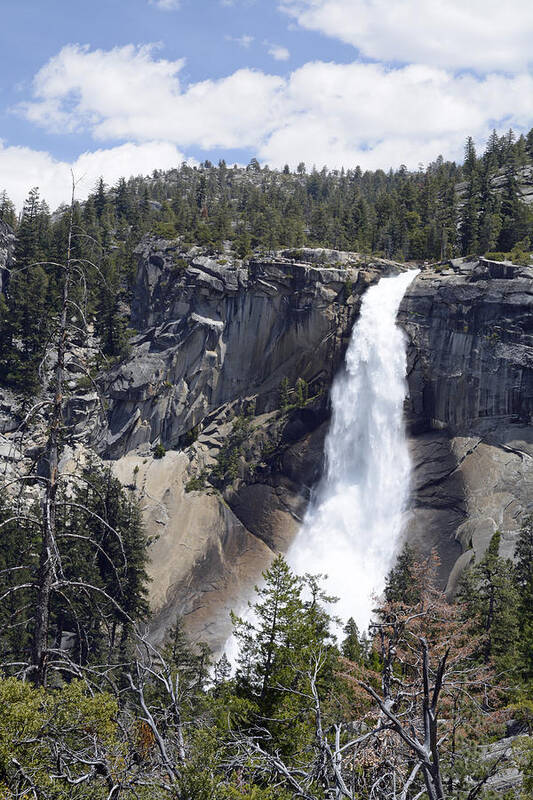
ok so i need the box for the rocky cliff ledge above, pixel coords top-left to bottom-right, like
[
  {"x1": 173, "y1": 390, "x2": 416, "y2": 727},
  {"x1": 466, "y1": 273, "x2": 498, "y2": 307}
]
[
  {"x1": 399, "y1": 258, "x2": 533, "y2": 588},
  {"x1": 98, "y1": 241, "x2": 392, "y2": 459},
  {"x1": 98, "y1": 240, "x2": 400, "y2": 646}
]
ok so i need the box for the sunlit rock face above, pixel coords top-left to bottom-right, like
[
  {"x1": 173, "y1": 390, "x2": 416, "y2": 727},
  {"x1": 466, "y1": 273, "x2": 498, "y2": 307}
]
[
  {"x1": 399, "y1": 258, "x2": 533, "y2": 589},
  {"x1": 93, "y1": 244, "x2": 533, "y2": 648},
  {"x1": 98, "y1": 241, "x2": 395, "y2": 460},
  {"x1": 98, "y1": 240, "x2": 401, "y2": 647}
]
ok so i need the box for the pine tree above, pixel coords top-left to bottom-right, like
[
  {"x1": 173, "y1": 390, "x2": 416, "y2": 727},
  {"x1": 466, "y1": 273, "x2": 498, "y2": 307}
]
[
  {"x1": 515, "y1": 516, "x2": 533, "y2": 680},
  {"x1": 341, "y1": 617, "x2": 363, "y2": 663},
  {"x1": 458, "y1": 531, "x2": 520, "y2": 672},
  {"x1": 232, "y1": 555, "x2": 303, "y2": 705},
  {"x1": 94, "y1": 177, "x2": 107, "y2": 219},
  {"x1": 459, "y1": 138, "x2": 480, "y2": 256},
  {"x1": 384, "y1": 542, "x2": 420, "y2": 605},
  {"x1": 0, "y1": 191, "x2": 16, "y2": 227},
  {"x1": 0, "y1": 188, "x2": 52, "y2": 392},
  {"x1": 498, "y1": 132, "x2": 525, "y2": 251}
]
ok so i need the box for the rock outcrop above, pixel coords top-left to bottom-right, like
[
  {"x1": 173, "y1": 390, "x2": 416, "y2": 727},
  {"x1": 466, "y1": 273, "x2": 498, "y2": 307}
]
[
  {"x1": 102, "y1": 244, "x2": 533, "y2": 645},
  {"x1": 89, "y1": 241, "x2": 400, "y2": 645},
  {"x1": 399, "y1": 257, "x2": 533, "y2": 587},
  {"x1": 98, "y1": 241, "x2": 390, "y2": 459}
]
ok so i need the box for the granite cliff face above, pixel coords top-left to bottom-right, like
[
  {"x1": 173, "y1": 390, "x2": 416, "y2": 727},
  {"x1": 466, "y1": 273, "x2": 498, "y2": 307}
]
[
  {"x1": 399, "y1": 258, "x2": 533, "y2": 588},
  {"x1": 98, "y1": 241, "x2": 387, "y2": 460},
  {"x1": 96, "y1": 243, "x2": 533, "y2": 645},
  {"x1": 97, "y1": 240, "x2": 399, "y2": 645},
  {"x1": 2, "y1": 225, "x2": 532, "y2": 646}
]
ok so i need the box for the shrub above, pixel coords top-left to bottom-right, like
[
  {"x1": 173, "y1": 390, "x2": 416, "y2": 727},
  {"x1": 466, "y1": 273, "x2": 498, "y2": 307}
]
[
  {"x1": 295, "y1": 377, "x2": 308, "y2": 408},
  {"x1": 211, "y1": 416, "x2": 251, "y2": 485},
  {"x1": 185, "y1": 471, "x2": 207, "y2": 493},
  {"x1": 344, "y1": 277, "x2": 353, "y2": 299},
  {"x1": 153, "y1": 443, "x2": 166, "y2": 459},
  {"x1": 182, "y1": 425, "x2": 200, "y2": 448},
  {"x1": 171, "y1": 257, "x2": 188, "y2": 273},
  {"x1": 153, "y1": 221, "x2": 177, "y2": 239},
  {"x1": 279, "y1": 377, "x2": 290, "y2": 410}
]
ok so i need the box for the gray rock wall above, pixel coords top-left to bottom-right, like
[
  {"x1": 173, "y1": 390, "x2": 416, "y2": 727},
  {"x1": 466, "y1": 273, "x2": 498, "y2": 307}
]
[
  {"x1": 99, "y1": 240, "x2": 400, "y2": 647},
  {"x1": 99, "y1": 240, "x2": 388, "y2": 459},
  {"x1": 399, "y1": 258, "x2": 533, "y2": 584}
]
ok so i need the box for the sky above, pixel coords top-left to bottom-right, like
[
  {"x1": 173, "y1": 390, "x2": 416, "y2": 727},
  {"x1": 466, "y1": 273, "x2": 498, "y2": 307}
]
[{"x1": 0, "y1": 0, "x2": 532, "y2": 210}]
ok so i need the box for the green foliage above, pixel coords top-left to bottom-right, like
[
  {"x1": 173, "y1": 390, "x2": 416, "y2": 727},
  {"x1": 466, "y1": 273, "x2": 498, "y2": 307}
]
[
  {"x1": 0, "y1": 676, "x2": 119, "y2": 799},
  {"x1": 0, "y1": 462, "x2": 150, "y2": 675},
  {"x1": 153, "y1": 221, "x2": 177, "y2": 238},
  {"x1": 185, "y1": 470, "x2": 208, "y2": 493},
  {"x1": 341, "y1": 617, "x2": 363, "y2": 663},
  {"x1": 294, "y1": 377, "x2": 308, "y2": 407},
  {"x1": 1, "y1": 127, "x2": 533, "y2": 399},
  {"x1": 384, "y1": 541, "x2": 421, "y2": 605},
  {"x1": 0, "y1": 191, "x2": 16, "y2": 227},
  {"x1": 515, "y1": 515, "x2": 533, "y2": 680},
  {"x1": 278, "y1": 376, "x2": 290, "y2": 410},
  {"x1": 0, "y1": 187, "x2": 52, "y2": 393},
  {"x1": 171, "y1": 256, "x2": 188, "y2": 273},
  {"x1": 344, "y1": 276, "x2": 353, "y2": 299},
  {"x1": 153, "y1": 442, "x2": 166, "y2": 459},
  {"x1": 278, "y1": 376, "x2": 310, "y2": 411},
  {"x1": 211, "y1": 415, "x2": 251, "y2": 486},
  {"x1": 514, "y1": 736, "x2": 533, "y2": 799},
  {"x1": 485, "y1": 243, "x2": 531, "y2": 266},
  {"x1": 458, "y1": 531, "x2": 521, "y2": 673},
  {"x1": 0, "y1": 540, "x2": 529, "y2": 798},
  {"x1": 232, "y1": 556, "x2": 338, "y2": 755},
  {"x1": 182, "y1": 424, "x2": 200, "y2": 447}
]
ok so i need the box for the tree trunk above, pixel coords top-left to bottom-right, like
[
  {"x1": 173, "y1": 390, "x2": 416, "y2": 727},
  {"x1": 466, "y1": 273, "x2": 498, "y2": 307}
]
[{"x1": 31, "y1": 183, "x2": 74, "y2": 685}]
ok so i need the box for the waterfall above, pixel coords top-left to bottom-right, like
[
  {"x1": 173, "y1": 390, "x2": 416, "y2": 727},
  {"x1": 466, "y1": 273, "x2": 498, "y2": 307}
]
[{"x1": 287, "y1": 269, "x2": 420, "y2": 631}]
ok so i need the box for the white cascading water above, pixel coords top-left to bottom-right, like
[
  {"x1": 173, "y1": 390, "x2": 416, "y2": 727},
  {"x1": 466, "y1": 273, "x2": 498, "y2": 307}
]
[{"x1": 287, "y1": 269, "x2": 420, "y2": 631}]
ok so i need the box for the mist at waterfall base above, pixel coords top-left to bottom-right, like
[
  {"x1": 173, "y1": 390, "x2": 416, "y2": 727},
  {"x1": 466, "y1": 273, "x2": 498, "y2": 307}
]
[{"x1": 287, "y1": 269, "x2": 420, "y2": 634}]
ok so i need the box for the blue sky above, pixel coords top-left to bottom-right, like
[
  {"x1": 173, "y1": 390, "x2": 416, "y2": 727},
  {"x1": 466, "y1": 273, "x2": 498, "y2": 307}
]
[
  {"x1": 1, "y1": 0, "x2": 532, "y2": 209},
  {"x1": 0, "y1": 0, "x2": 354, "y2": 160}
]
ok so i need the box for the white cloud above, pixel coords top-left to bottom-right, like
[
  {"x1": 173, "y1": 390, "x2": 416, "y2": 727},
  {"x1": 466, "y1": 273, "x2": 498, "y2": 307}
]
[
  {"x1": 21, "y1": 45, "x2": 186, "y2": 134},
  {"x1": 0, "y1": 140, "x2": 187, "y2": 211},
  {"x1": 149, "y1": 0, "x2": 181, "y2": 10},
  {"x1": 16, "y1": 43, "x2": 533, "y2": 182},
  {"x1": 267, "y1": 43, "x2": 290, "y2": 61},
  {"x1": 258, "y1": 62, "x2": 533, "y2": 168},
  {"x1": 22, "y1": 45, "x2": 285, "y2": 149},
  {"x1": 278, "y1": 0, "x2": 533, "y2": 72},
  {"x1": 226, "y1": 34, "x2": 255, "y2": 48}
]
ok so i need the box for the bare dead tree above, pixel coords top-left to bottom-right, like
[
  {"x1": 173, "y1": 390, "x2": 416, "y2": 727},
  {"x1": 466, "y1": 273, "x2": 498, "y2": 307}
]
[{"x1": 31, "y1": 176, "x2": 77, "y2": 683}]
